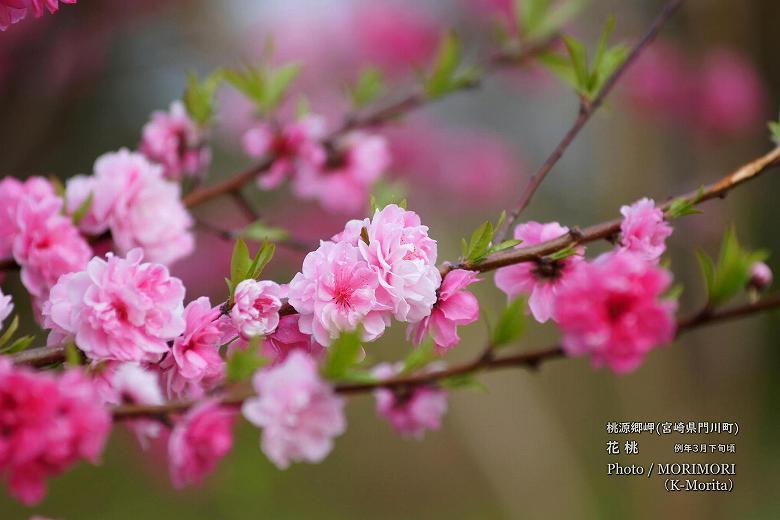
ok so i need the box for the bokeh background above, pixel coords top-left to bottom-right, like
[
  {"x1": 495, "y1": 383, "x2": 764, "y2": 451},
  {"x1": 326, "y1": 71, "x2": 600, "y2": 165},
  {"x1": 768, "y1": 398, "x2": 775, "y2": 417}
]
[{"x1": 2, "y1": 0, "x2": 780, "y2": 518}]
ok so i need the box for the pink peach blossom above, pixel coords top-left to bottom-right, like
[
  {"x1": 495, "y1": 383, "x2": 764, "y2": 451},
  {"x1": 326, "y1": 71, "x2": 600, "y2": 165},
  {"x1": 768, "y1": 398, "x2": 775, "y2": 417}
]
[
  {"x1": 0, "y1": 286, "x2": 13, "y2": 326},
  {"x1": 373, "y1": 363, "x2": 448, "y2": 439},
  {"x1": 29, "y1": 0, "x2": 76, "y2": 18},
  {"x1": 554, "y1": 250, "x2": 677, "y2": 374},
  {"x1": 243, "y1": 115, "x2": 327, "y2": 190},
  {"x1": 231, "y1": 279, "x2": 283, "y2": 338},
  {"x1": 494, "y1": 221, "x2": 582, "y2": 323},
  {"x1": 288, "y1": 240, "x2": 389, "y2": 347},
  {"x1": 169, "y1": 400, "x2": 235, "y2": 488},
  {"x1": 0, "y1": 1, "x2": 26, "y2": 31},
  {"x1": 262, "y1": 314, "x2": 325, "y2": 365},
  {"x1": 409, "y1": 269, "x2": 480, "y2": 353},
  {"x1": 0, "y1": 359, "x2": 110, "y2": 506},
  {"x1": 619, "y1": 198, "x2": 673, "y2": 261},
  {"x1": 0, "y1": 176, "x2": 57, "y2": 260},
  {"x1": 12, "y1": 194, "x2": 91, "y2": 300},
  {"x1": 749, "y1": 261, "x2": 772, "y2": 291},
  {"x1": 140, "y1": 100, "x2": 211, "y2": 181},
  {"x1": 242, "y1": 352, "x2": 345, "y2": 469},
  {"x1": 43, "y1": 248, "x2": 186, "y2": 363},
  {"x1": 170, "y1": 297, "x2": 225, "y2": 382}
]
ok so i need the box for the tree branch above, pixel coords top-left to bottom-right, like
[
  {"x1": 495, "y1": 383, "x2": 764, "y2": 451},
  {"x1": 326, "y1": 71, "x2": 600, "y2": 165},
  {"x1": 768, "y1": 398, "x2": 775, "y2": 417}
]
[{"x1": 493, "y1": 0, "x2": 686, "y2": 243}]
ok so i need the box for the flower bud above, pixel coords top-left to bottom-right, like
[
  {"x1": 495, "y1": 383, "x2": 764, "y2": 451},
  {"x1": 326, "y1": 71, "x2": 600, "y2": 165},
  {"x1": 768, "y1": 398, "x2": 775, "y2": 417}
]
[{"x1": 748, "y1": 262, "x2": 772, "y2": 291}]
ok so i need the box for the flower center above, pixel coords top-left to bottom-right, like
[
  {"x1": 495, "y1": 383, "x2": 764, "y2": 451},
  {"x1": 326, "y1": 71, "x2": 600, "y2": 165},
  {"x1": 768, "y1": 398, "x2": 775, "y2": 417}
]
[{"x1": 531, "y1": 258, "x2": 565, "y2": 281}]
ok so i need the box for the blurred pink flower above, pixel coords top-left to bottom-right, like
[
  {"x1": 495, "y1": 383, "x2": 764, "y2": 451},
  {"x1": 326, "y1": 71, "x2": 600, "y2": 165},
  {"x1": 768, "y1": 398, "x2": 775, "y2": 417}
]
[
  {"x1": 43, "y1": 248, "x2": 186, "y2": 363},
  {"x1": 554, "y1": 251, "x2": 677, "y2": 374},
  {"x1": 0, "y1": 1, "x2": 27, "y2": 31},
  {"x1": 619, "y1": 198, "x2": 672, "y2": 262},
  {"x1": 409, "y1": 269, "x2": 480, "y2": 353},
  {"x1": 0, "y1": 359, "x2": 110, "y2": 506},
  {"x1": 373, "y1": 363, "x2": 448, "y2": 439},
  {"x1": 169, "y1": 400, "x2": 235, "y2": 489},
  {"x1": 0, "y1": 176, "x2": 57, "y2": 260},
  {"x1": 749, "y1": 261, "x2": 772, "y2": 291},
  {"x1": 262, "y1": 314, "x2": 325, "y2": 365},
  {"x1": 231, "y1": 279, "x2": 283, "y2": 338},
  {"x1": 695, "y1": 49, "x2": 766, "y2": 137},
  {"x1": 242, "y1": 351, "x2": 345, "y2": 469},
  {"x1": 28, "y1": 0, "x2": 76, "y2": 18},
  {"x1": 288, "y1": 240, "x2": 388, "y2": 347},
  {"x1": 140, "y1": 100, "x2": 211, "y2": 181},
  {"x1": 494, "y1": 221, "x2": 582, "y2": 323},
  {"x1": 0, "y1": 286, "x2": 12, "y2": 326}
]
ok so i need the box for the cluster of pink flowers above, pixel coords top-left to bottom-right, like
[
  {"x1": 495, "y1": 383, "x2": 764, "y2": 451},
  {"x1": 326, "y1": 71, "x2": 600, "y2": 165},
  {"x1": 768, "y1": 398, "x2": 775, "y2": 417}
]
[
  {"x1": 0, "y1": 176, "x2": 91, "y2": 307},
  {"x1": 0, "y1": 0, "x2": 76, "y2": 31},
  {"x1": 372, "y1": 363, "x2": 448, "y2": 439},
  {"x1": 289, "y1": 204, "x2": 442, "y2": 346},
  {"x1": 0, "y1": 359, "x2": 110, "y2": 505},
  {"x1": 242, "y1": 352, "x2": 345, "y2": 469},
  {"x1": 139, "y1": 101, "x2": 211, "y2": 181},
  {"x1": 65, "y1": 149, "x2": 194, "y2": 265},
  {"x1": 43, "y1": 248, "x2": 186, "y2": 363}
]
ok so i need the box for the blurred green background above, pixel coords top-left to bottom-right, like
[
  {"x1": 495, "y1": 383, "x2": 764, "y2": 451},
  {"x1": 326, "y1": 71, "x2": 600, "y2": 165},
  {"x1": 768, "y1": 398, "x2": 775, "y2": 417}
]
[{"x1": 2, "y1": 0, "x2": 780, "y2": 518}]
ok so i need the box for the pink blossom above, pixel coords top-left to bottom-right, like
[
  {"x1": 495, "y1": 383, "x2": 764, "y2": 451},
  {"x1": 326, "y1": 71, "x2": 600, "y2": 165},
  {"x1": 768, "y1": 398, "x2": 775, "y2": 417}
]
[
  {"x1": 372, "y1": 363, "x2": 448, "y2": 439},
  {"x1": 0, "y1": 176, "x2": 57, "y2": 260},
  {"x1": 345, "y1": 204, "x2": 441, "y2": 324},
  {"x1": 293, "y1": 132, "x2": 390, "y2": 214},
  {"x1": 242, "y1": 352, "x2": 345, "y2": 469},
  {"x1": 0, "y1": 286, "x2": 13, "y2": 326},
  {"x1": 288, "y1": 240, "x2": 389, "y2": 346},
  {"x1": 0, "y1": 1, "x2": 26, "y2": 31},
  {"x1": 0, "y1": 359, "x2": 110, "y2": 506},
  {"x1": 169, "y1": 400, "x2": 235, "y2": 489},
  {"x1": 262, "y1": 314, "x2": 325, "y2": 365},
  {"x1": 88, "y1": 149, "x2": 194, "y2": 265},
  {"x1": 695, "y1": 50, "x2": 766, "y2": 137},
  {"x1": 749, "y1": 261, "x2": 772, "y2": 291},
  {"x1": 494, "y1": 221, "x2": 581, "y2": 323},
  {"x1": 43, "y1": 248, "x2": 186, "y2": 363},
  {"x1": 140, "y1": 100, "x2": 211, "y2": 181},
  {"x1": 28, "y1": 0, "x2": 76, "y2": 18},
  {"x1": 619, "y1": 198, "x2": 673, "y2": 261},
  {"x1": 554, "y1": 251, "x2": 677, "y2": 374},
  {"x1": 170, "y1": 297, "x2": 225, "y2": 381},
  {"x1": 13, "y1": 195, "x2": 91, "y2": 300},
  {"x1": 242, "y1": 115, "x2": 327, "y2": 190},
  {"x1": 409, "y1": 269, "x2": 480, "y2": 353},
  {"x1": 231, "y1": 279, "x2": 283, "y2": 338}
]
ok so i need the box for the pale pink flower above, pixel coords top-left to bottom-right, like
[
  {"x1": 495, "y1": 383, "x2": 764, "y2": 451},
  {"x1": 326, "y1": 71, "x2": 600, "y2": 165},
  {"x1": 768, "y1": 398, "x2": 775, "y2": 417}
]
[
  {"x1": 554, "y1": 251, "x2": 677, "y2": 374},
  {"x1": 90, "y1": 149, "x2": 194, "y2": 265},
  {"x1": 0, "y1": 176, "x2": 57, "y2": 260},
  {"x1": 373, "y1": 363, "x2": 448, "y2": 439},
  {"x1": 619, "y1": 198, "x2": 673, "y2": 261},
  {"x1": 0, "y1": 287, "x2": 13, "y2": 326},
  {"x1": 13, "y1": 195, "x2": 91, "y2": 300},
  {"x1": 345, "y1": 204, "x2": 441, "y2": 324},
  {"x1": 242, "y1": 115, "x2": 327, "y2": 190},
  {"x1": 43, "y1": 248, "x2": 186, "y2": 363},
  {"x1": 749, "y1": 261, "x2": 772, "y2": 291},
  {"x1": 169, "y1": 400, "x2": 235, "y2": 489},
  {"x1": 293, "y1": 132, "x2": 390, "y2": 214},
  {"x1": 170, "y1": 297, "x2": 225, "y2": 382},
  {"x1": 494, "y1": 221, "x2": 582, "y2": 323},
  {"x1": 262, "y1": 314, "x2": 325, "y2": 365},
  {"x1": 242, "y1": 352, "x2": 346, "y2": 469},
  {"x1": 0, "y1": 359, "x2": 110, "y2": 506},
  {"x1": 231, "y1": 279, "x2": 283, "y2": 338},
  {"x1": 288, "y1": 240, "x2": 389, "y2": 347},
  {"x1": 64, "y1": 174, "x2": 111, "y2": 235},
  {"x1": 140, "y1": 100, "x2": 211, "y2": 181},
  {"x1": 409, "y1": 269, "x2": 480, "y2": 353}
]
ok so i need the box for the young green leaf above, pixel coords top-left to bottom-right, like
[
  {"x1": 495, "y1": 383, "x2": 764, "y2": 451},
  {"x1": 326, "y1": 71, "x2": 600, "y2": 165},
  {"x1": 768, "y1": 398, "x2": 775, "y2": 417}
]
[
  {"x1": 263, "y1": 62, "x2": 301, "y2": 112},
  {"x1": 4, "y1": 335, "x2": 35, "y2": 354},
  {"x1": 184, "y1": 70, "x2": 223, "y2": 125},
  {"x1": 666, "y1": 186, "x2": 705, "y2": 219},
  {"x1": 464, "y1": 221, "x2": 495, "y2": 263},
  {"x1": 439, "y1": 373, "x2": 487, "y2": 392},
  {"x1": 322, "y1": 328, "x2": 363, "y2": 380},
  {"x1": 349, "y1": 67, "x2": 386, "y2": 108},
  {"x1": 547, "y1": 244, "x2": 580, "y2": 261},
  {"x1": 768, "y1": 117, "x2": 780, "y2": 146},
  {"x1": 65, "y1": 342, "x2": 82, "y2": 366},
  {"x1": 71, "y1": 192, "x2": 93, "y2": 226},
  {"x1": 402, "y1": 340, "x2": 437, "y2": 374},
  {"x1": 241, "y1": 221, "x2": 289, "y2": 243},
  {"x1": 562, "y1": 36, "x2": 589, "y2": 93},
  {"x1": 492, "y1": 298, "x2": 527, "y2": 348},
  {"x1": 490, "y1": 239, "x2": 523, "y2": 254},
  {"x1": 246, "y1": 241, "x2": 276, "y2": 280},
  {"x1": 0, "y1": 315, "x2": 19, "y2": 350},
  {"x1": 423, "y1": 31, "x2": 478, "y2": 98}
]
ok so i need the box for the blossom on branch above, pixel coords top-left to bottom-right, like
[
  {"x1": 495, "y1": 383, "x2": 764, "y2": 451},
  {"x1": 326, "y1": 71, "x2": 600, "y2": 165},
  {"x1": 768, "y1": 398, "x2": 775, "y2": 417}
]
[
  {"x1": 242, "y1": 352, "x2": 345, "y2": 469},
  {"x1": 231, "y1": 279, "x2": 283, "y2": 338},
  {"x1": 619, "y1": 198, "x2": 672, "y2": 261},
  {"x1": 261, "y1": 314, "x2": 324, "y2": 365}
]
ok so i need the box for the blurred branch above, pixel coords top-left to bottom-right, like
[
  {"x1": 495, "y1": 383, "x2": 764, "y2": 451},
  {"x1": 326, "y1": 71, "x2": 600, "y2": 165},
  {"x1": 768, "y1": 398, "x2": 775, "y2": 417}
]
[
  {"x1": 112, "y1": 292, "x2": 780, "y2": 420},
  {"x1": 493, "y1": 0, "x2": 686, "y2": 243}
]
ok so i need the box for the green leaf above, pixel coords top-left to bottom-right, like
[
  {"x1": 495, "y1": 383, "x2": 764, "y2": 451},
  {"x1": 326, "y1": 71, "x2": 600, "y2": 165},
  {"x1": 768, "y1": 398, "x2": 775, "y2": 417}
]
[
  {"x1": 519, "y1": 0, "x2": 549, "y2": 37},
  {"x1": 768, "y1": 117, "x2": 780, "y2": 145},
  {"x1": 402, "y1": 340, "x2": 437, "y2": 374},
  {"x1": 226, "y1": 338, "x2": 267, "y2": 383},
  {"x1": 666, "y1": 186, "x2": 705, "y2": 219},
  {"x1": 589, "y1": 44, "x2": 628, "y2": 94},
  {"x1": 263, "y1": 62, "x2": 301, "y2": 112},
  {"x1": 229, "y1": 239, "x2": 251, "y2": 301},
  {"x1": 224, "y1": 66, "x2": 266, "y2": 105},
  {"x1": 589, "y1": 16, "x2": 616, "y2": 86},
  {"x1": 322, "y1": 328, "x2": 363, "y2": 380},
  {"x1": 241, "y1": 221, "x2": 290, "y2": 243},
  {"x1": 246, "y1": 241, "x2": 276, "y2": 280},
  {"x1": 492, "y1": 298, "x2": 527, "y2": 348},
  {"x1": 490, "y1": 239, "x2": 523, "y2": 254},
  {"x1": 547, "y1": 244, "x2": 580, "y2": 261},
  {"x1": 695, "y1": 249, "x2": 715, "y2": 297},
  {"x1": 349, "y1": 67, "x2": 386, "y2": 108},
  {"x1": 425, "y1": 31, "x2": 462, "y2": 98},
  {"x1": 4, "y1": 335, "x2": 34, "y2": 354},
  {"x1": 562, "y1": 36, "x2": 589, "y2": 92},
  {"x1": 71, "y1": 192, "x2": 93, "y2": 226},
  {"x1": 184, "y1": 70, "x2": 223, "y2": 125},
  {"x1": 537, "y1": 51, "x2": 580, "y2": 91},
  {"x1": 0, "y1": 315, "x2": 19, "y2": 350},
  {"x1": 439, "y1": 373, "x2": 487, "y2": 392},
  {"x1": 65, "y1": 342, "x2": 82, "y2": 366},
  {"x1": 534, "y1": 0, "x2": 583, "y2": 39},
  {"x1": 464, "y1": 220, "x2": 495, "y2": 263}
]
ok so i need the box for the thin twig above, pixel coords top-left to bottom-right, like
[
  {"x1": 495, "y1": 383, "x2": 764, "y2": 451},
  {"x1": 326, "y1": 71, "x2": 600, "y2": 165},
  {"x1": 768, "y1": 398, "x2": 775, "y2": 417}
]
[{"x1": 494, "y1": 0, "x2": 686, "y2": 243}]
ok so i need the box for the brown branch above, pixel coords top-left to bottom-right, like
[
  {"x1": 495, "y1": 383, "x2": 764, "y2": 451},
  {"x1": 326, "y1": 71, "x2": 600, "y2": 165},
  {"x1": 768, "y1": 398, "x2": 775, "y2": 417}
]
[
  {"x1": 494, "y1": 0, "x2": 686, "y2": 243},
  {"x1": 111, "y1": 293, "x2": 780, "y2": 420},
  {"x1": 10, "y1": 146, "x2": 780, "y2": 368}
]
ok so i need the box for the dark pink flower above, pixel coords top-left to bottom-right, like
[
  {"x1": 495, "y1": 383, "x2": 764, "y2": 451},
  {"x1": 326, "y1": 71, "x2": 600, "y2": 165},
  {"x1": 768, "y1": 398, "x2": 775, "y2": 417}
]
[
  {"x1": 261, "y1": 314, "x2": 325, "y2": 365},
  {"x1": 554, "y1": 251, "x2": 677, "y2": 374}
]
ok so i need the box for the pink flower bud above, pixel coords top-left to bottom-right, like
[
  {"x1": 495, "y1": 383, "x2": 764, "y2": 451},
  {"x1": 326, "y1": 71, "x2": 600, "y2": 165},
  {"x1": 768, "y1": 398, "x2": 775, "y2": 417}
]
[{"x1": 749, "y1": 262, "x2": 772, "y2": 291}]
